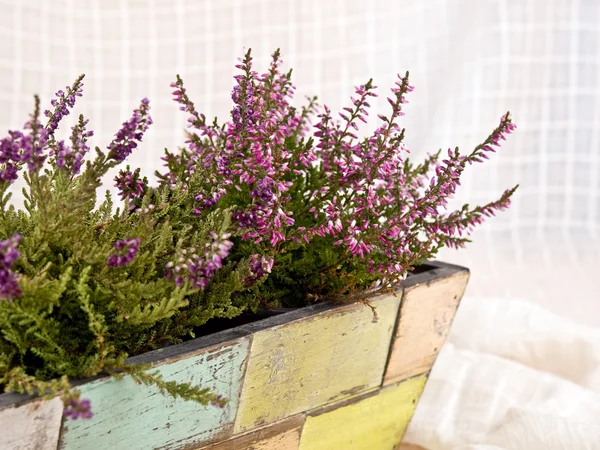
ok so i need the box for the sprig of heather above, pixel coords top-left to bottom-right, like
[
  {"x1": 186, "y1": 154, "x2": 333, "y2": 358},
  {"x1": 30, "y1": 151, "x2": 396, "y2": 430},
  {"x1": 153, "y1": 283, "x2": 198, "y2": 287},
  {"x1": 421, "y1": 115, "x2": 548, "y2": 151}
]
[
  {"x1": 167, "y1": 50, "x2": 298, "y2": 247},
  {"x1": 169, "y1": 76, "x2": 222, "y2": 179},
  {"x1": 227, "y1": 50, "x2": 298, "y2": 247},
  {"x1": 66, "y1": 115, "x2": 94, "y2": 175},
  {"x1": 0, "y1": 97, "x2": 49, "y2": 183},
  {"x1": 49, "y1": 115, "x2": 94, "y2": 176},
  {"x1": 44, "y1": 75, "x2": 84, "y2": 136},
  {"x1": 107, "y1": 98, "x2": 152, "y2": 162},
  {"x1": 0, "y1": 234, "x2": 21, "y2": 300},
  {"x1": 1, "y1": 78, "x2": 89, "y2": 185},
  {"x1": 427, "y1": 185, "x2": 518, "y2": 249}
]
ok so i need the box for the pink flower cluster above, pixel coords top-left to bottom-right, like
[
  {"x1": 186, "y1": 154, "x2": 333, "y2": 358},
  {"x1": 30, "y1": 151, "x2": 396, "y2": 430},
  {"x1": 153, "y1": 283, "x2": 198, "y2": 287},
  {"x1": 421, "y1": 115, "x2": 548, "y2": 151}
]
[
  {"x1": 168, "y1": 51, "x2": 300, "y2": 247},
  {"x1": 164, "y1": 49, "x2": 517, "y2": 292}
]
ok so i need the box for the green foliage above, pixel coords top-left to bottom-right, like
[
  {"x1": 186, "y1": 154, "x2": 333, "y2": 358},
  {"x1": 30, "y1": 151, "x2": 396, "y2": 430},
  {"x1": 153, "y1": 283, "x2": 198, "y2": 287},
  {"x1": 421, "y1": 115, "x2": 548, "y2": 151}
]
[{"x1": 0, "y1": 80, "x2": 259, "y2": 411}]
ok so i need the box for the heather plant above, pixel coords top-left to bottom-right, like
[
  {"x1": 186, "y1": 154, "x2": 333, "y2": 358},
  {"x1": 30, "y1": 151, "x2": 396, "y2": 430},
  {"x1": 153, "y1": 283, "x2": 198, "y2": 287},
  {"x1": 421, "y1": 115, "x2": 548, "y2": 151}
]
[
  {"x1": 0, "y1": 49, "x2": 517, "y2": 420},
  {"x1": 0, "y1": 77, "x2": 263, "y2": 418},
  {"x1": 161, "y1": 49, "x2": 517, "y2": 308}
]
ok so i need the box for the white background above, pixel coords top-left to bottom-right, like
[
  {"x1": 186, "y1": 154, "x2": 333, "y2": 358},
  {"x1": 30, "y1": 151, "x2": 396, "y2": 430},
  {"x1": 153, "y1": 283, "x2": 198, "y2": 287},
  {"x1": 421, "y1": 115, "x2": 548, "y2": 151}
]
[{"x1": 1, "y1": 1, "x2": 599, "y2": 448}]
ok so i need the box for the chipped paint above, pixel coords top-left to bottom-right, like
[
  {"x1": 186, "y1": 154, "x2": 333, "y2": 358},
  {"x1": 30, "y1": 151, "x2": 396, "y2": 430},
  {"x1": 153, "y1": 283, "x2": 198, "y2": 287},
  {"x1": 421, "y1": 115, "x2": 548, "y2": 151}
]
[
  {"x1": 59, "y1": 337, "x2": 251, "y2": 450},
  {"x1": 384, "y1": 270, "x2": 469, "y2": 385},
  {"x1": 0, "y1": 396, "x2": 63, "y2": 450},
  {"x1": 234, "y1": 295, "x2": 400, "y2": 433},
  {"x1": 199, "y1": 415, "x2": 304, "y2": 450}
]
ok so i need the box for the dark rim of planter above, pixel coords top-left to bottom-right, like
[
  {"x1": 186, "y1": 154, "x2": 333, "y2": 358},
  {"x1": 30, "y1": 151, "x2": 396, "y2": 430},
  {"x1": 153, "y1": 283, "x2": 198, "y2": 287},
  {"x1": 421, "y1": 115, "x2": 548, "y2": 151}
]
[{"x1": 0, "y1": 260, "x2": 468, "y2": 411}]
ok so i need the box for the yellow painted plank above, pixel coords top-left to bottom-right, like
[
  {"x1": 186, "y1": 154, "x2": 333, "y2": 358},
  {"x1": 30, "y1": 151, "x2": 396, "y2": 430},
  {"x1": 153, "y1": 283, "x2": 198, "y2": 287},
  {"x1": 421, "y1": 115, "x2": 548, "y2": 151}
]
[
  {"x1": 198, "y1": 415, "x2": 304, "y2": 450},
  {"x1": 384, "y1": 271, "x2": 469, "y2": 385},
  {"x1": 0, "y1": 396, "x2": 64, "y2": 450},
  {"x1": 235, "y1": 295, "x2": 400, "y2": 432},
  {"x1": 299, "y1": 375, "x2": 427, "y2": 450}
]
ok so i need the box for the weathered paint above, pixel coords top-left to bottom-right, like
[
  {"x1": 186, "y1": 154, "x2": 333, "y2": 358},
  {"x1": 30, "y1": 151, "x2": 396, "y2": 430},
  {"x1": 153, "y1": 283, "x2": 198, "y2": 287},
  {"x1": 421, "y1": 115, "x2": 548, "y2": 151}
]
[
  {"x1": 60, "y1": 337, "x2": 251, "y2": 450},
  {"x1": 0, "y1": 396, "x2": 63, "y2": 450},
  {"x1": 198, "y1": 414, "x2": 304, "y2": 450},
  {"x1": 384, "y1": 270, "x2": 469, "y2": 385},
  {"x1": 234, "y1": 295, "x2": 400, "y2": 433},
  {"x1": 298, "y1": 375, "x2": 427, "y2": 450},
  {"x1": 395, "y1": 443, "x2": 430, "y2": 450}
]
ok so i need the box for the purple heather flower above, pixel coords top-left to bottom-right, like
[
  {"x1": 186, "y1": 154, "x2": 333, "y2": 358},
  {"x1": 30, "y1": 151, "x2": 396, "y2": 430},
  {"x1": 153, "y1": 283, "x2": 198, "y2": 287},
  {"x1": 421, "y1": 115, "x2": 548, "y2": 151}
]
[
  {"x1": 0, "y1": 132, "x2": 25, "y2": 183},
  {"x1": 44, "y1": 76, "x2": 84, "y2": 136},
  {"x1": 51, "y1": 137, "x2": 88, "y2": 175},
  {"x1": 63, "y1": 116, "x2": 93, "y2": 175},
  {"x1": 63, "y1": 398, "x2": 93, "y2": 420},
  {"x1": 166, "y1": 233, "x2": 233, "y2": 289},
  {"x1": 232, "y1": 209, "x2": 257, "y2": 229},
  {"x1": 49, "y1": 140, "x2": 70, "y2": 171},
  {"x1": 0, "y1": 113, "x2": 49, "y2": 183},
  {"x1": 0, "y1": 234, "x2": 21, "y2": 301},
  {"x1": 244, "y1": 254, "x2": 274, "y2": 286},
  {"x1": 107, "y1": 98, "x2": 152, "y2": 162},
  {"x1": 107, "y1": 238, "x2": 140, "y2": 267},
  {"x1": 210, "y1": 394, "x2": 225, "y2": 408},
  {"x1": 22, "y1": 120, "x2": 49, "y2": 174},
  {"x1": 114, "y1": 167, "x2": 146, "y2": 202}
]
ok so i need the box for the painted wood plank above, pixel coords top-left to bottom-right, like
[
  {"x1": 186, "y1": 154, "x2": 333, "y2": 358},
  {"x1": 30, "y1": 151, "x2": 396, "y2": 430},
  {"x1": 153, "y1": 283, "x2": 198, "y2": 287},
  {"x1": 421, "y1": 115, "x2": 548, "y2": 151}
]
[
  {"x1": 198, "y1": 414, "x2": 304, "y2": 450},
  {"x1": 234, "y1": 294, "x2": 401, "y2": 433},
  {"x1": 384, "y1": 270, "x2": 469, "y2": 385},
  {"x1": 298, "y1": 375, "x2": 427, "y2": 450},
  {"x1": 395, "y1": 443, "x2": 430, "y2": 450},
  {"x1": 59, "y1": 336, "x2": 251, "y2": 450},
  {"x1": 0, "y1": 396, "x2": 63, "y2": 450}
]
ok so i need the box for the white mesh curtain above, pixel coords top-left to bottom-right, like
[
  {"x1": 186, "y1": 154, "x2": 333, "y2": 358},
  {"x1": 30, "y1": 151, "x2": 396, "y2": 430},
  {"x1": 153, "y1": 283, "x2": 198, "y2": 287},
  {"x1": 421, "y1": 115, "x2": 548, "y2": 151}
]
[{"x1": 1, "y1": 0, "x2": 598, "y2": 321}]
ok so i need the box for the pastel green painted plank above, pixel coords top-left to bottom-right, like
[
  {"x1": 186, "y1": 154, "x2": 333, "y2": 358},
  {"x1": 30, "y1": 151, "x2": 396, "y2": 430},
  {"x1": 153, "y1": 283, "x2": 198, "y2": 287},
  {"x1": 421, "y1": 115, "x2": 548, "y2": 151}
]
[
  {"x1": 0, "y1": 396, "x2": 63, "y2": 450},
  {"x1": 235, "y1": 295, "x2": 400, "y2": 432},
  {"x1": 60, "y1": 337, "x2": 251, "y2": 450},
  {"x1": 299, "y1": 375, "x2": 427, "y2": 450}
]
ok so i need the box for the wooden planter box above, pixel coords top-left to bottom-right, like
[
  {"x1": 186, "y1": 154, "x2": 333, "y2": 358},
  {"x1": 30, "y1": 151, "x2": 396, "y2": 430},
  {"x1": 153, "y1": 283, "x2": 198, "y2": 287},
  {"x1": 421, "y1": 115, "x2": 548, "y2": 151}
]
[{"x1": 0, "y1": 261, "x2": 468, "y2": 450}]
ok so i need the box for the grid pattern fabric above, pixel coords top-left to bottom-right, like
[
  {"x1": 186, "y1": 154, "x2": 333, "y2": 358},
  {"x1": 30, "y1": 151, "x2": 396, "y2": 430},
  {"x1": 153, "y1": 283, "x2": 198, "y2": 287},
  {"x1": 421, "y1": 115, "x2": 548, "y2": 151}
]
[{"x1": 0, "y1": 0, "x2": 599, "y2": 322}]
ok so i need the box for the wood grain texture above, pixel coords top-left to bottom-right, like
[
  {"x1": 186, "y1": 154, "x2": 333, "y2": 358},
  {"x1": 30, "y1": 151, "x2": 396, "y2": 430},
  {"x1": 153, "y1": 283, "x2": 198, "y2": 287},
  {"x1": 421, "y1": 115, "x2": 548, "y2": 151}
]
[
  {"x1": 0, "y1": 396, "x2": 63, "y2": 450},
  {"x1": 198, "y1": 415, "x2": 304, "y2": 450},
  {"x1": 234, "y1": 294, "x2": 401, "y2": 433},
  {"x1": 384, "y1": 270, "x2": 469, "y2": 385},
  {"x1": 298, "y1": 375, "x2": 427, "y2": 450},
  {"x1": 59, "y1": 336, "x2": 251, "y2": 450}
]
